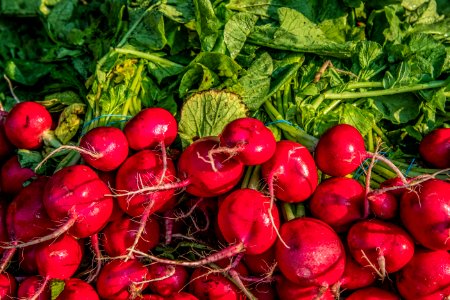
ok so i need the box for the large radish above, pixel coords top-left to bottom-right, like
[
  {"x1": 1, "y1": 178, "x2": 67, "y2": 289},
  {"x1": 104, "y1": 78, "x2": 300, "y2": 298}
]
[{"x1": 418, "y1": 128, "x2": 450, "y2": 168}]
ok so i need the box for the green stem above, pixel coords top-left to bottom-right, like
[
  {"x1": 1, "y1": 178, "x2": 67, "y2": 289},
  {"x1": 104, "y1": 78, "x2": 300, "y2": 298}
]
[
  {"x1": 372, "y1": 123, "x2": 390, "y2": 145},
  {"x1": 282, "y1": 82, "x2": 290, "y2": 115},
  {"x1": 247, "y1": 165, "x2": 262, "y2": 190},
  {"x1": 282, "y1": 203, "x2": 296, "y2": 222},
  {"x1": 241, "y1": 166, "x2": 254, "y2": 189},
  {"x1": 294, "y1": 204, "x2": 306, "y2": 218},
  {"x1": 372, "y1": 163, "x2": 397, "y2": 179},
  {"x1": 276, "y1": 91, "x2": 283, "y2": 117},
  {"x1": 345, "y1": 81, "x2": 384, "y2": 90},
  {"x1": 122, "y1": 61, "x2": 145, "y2": 116},
  {"x1": 113, "y1": 48, "x2": 185, "y2": 69},
  {"x1": 367, "y1": 128, "x2": 374, "y2": 153},
  {"x1": 321, "y1": 99, "x2": 341, "y2": 115}
]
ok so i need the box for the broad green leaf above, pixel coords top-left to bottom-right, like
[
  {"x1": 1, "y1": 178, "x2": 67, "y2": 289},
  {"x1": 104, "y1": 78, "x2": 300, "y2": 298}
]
[
  {"x1": 406, "y1": 33, "x2": 446, "y2": 79},
  {"x1": 128, "y1": 10, "x2": 167, "y2": 50},
  {"x1": 55, "y1": 103, "x2": 86, "y2": 144},
  {"x1": 193, "y1": 0, "x2": 221, "y2": 51},
  {"x1": 179, "y1": 63, "x2": 220, "y2": 97},
  {"x1": 159, "y1": 0, "x2": 195, "y2": 23},
  {"x1": 50, "y1": 279, "x2": 65, "y2": 300},
  {"x1": 146, "y1": 55, "x2": 185, "y2": 84},
  {"x1": 371, "y1": 94, "x2": 420, "y2": 124},
  {"x1": 178, "y1": 90, "x2": 247, "y2": 148},
  {"x1": 338, "y1": 104, "x2": 375, "y2": 136},
  {"x1": 224, "y1": 12, "x2": 258, "y2": 59},
  {"x1": 4, "y1": 60, "x2": 53, "y2": 86},
  {"x1": 17, "y1": 149, "x2": 44, "y2": 174},
  {"x1": 36, "y1": 91, "x2": 83, "y2": 113},
  {"x1": 356, "y1": 41, "x2": 384, "y2": 70},
  {"x1": 191, "y1": 52, "x2": 241, "y2": 78}
]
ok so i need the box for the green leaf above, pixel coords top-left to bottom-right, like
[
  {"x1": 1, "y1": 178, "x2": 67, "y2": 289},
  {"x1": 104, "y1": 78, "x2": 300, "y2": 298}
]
[
  {"x1": 128, "y1": 10, "x2": 167, "y2": 50},
  {"x1": 50, "y1": 279, "x2": 65, "y2": 300},
  {"x1": 55, "y1": 103, "x2": 86, "y2": 144},
  {"x1": 159, "y1": 0, "x2": 195, "y2": 23},
  {"x1": 145, "y1": 54, "x2": 185, "y2": 84},
  {"x1": 178, "y1": 90, "x2": 247, "y2": 148},
  {"x1": 17, "y1": 149, "x2": 44, "y2": 174},
  {"x1": 224, "y1": 12, "x2": 258, "y2": 59},
  {"x1": 4, "y1": 60, "x2": 53, "y2": 86},
  {"x1": 191, "y1": 52, "x2": 242, "y2": 78},
  {"x1": 371, "y1": 94, "x2": 420, "y2": 124},
  {"x1": 338, "y1": 104, "x2": 375, "y2": 136},
  {"x1": 356, "y1": 41, "x2": 384, "y2": 70},
  {"x1": 179, "y1": 63, "x2": 220, "y2": 97},
  {"x1": 193, "y1": 0, "x2": 221, "y2": 51}
]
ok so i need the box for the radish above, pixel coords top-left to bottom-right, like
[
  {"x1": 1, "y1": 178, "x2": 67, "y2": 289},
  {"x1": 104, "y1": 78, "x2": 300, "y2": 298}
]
[
  {"x1": 334, "y1": 252, "x2": 376, "y2": 291},
  {"x1": 400, "y1": 179, "x2": 450, "y2": 251},
  {"x1": 124, "y1": 107, "x2": 177, "y2": 151},
  {"x1": 251, "y1": 283, "x2": 276, "y2": 300},
  {"x1": 19, "y1": 246, "x2": 38, "y2": 274},
  {"x1": 147, "y1": 263, "x2": 189, "y2": 297},
  {"x1": 261, "y1": 140, "x2": 318, "y2": 203},
  {"x1": 166, "y1": 292, "x2": 200, "y2": 300},
  {"x1": 346, "y1": 287, "x2": 400, "y2": 300},
  {"x1": 346, "y1": 219, "x2": 414, "y2": 279},
  {"x1": 275, "y1": 217, "x2": 346, "y2": 287},
  {"x1": 139, "y1": 295, "x2": 165, "y2": 300},
  {"x1": 309, "y1": 177, "x2": 365, "y2": 232},
  {"x1": 314, "y1": 124, "x2": 406, "y2": 179},
  {"x1": 96, "y1": 259, "x2": 150, "y2": 300},
  {"x1": 0, "y1": 155, "x2": 35, "y2": 195},
  {"x1": 217, "y1": 188, "x2": 280, "y2": 255},
  {"x1": 55, "y1": 278, "x2": 99, "y2": 300},
  {"x1": 101, "y1": 214, "x2": 160, "y2": 257},
  {"x1": 0, "y1": 120, "x2": 14, "y2": 161},
  {"x1": 419, "y1": 128, "x2": 450, "y2": 168},
  {"x1": 0, "y1": 272, "x2": 16, "y2": 299},
  {"x1": 4, "y1": 101, "x2": 53, "y2": 150},
  {"x1": 206, "y1": 117, "x2": 276, "y2": 169},
  {"x1": 367, "y1": 190, "x2": 398, "y2": 220},
  {"x1": 396, "y1": 249, "x2": 450, "y2": 300},
  {"x1": 17, "y1": 276, "x2": 50, "y2": 300},
  {"x1": 276, "y1": 276, "x2": 334, "y2": 300},
  {"x1": 0, "y1": 202, "x2": 7, "y2": 255},
  {"x1": 243, "y1": 246, "x2": 275, "y2": 275}
]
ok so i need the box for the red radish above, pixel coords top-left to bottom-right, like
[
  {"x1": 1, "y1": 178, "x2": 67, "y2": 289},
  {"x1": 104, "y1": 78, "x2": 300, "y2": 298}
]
[
  {"x1": 0, "y1": 202, "x2": 7, "y2": 255},
  {"x1": 17, "y1": 276, "x2": 50, "y2": 300},
  {"x1": 334, "y1": 252, "x2": 376, "y2": 291},
  {"x1": 251, "y1": 283, "x2": 276, "y2": 300},
  {"x1": 309, "y1": 177, "x2": 365, "y2": 232},
  {"x1": 314, "y1": 124, "x2": 406, "y2": 179},
  {"x1": 396, "y1": 249, "x2": 450, "y2": 300},
  {"x1": 207, "y1": 117, "x2": 276, "y2": 169},
  {"x1": 55, "y1": 278, "x2": 99, "y2": 300},
  {"x1": 275, "y1": 217, "x2": 345, "y2": 287},
  {"x1": 379, "y1": 176, "x2": 409, "y2": 197},
  {"x1": 4, "y1": 101, "x2": 53, "y2": 150},
  {"x1": 177, "y1": 137, "x2": 245, "y2": 197},
  {"x1": 147, "y1": 263, "x2": 189, "y2": 297},
  {"x1": 367, "y1": 190, "x2": 398, "y2": 219},
  {"x1": 139, "y1": 295, "x2": 165, "y2": 300},
  {"x1": 0, "y1": 272, "x2": 16, "y2": 299},
  {"x1": 101, "y1": 214, "x2": 160, "y2": 257},
  {"x1": 218, "y1": 188, "x2": 280, "y2": 255},
  {"x1": 19, "y1": 246, "x2": 38, "y2": 274},
  {"x1": 347, "y1": 219, "x2": 414, "y2": 279},
  {"x1": 124, "y1": 107, "x2": 177, "y2": 151},
  {"x1": 96, "y1": 259, "x2": 150, "y2": 300},
  {"x1": 243, "y1": 246, "x2": 276, "y2": 275},
  {"x1": 346, "y1": 287, "x2": 400, "y2": 300},
  {"x1": 419, "y1": 128, "x2": 450, "y2": 168},
  {"x1": 97, "y1": 171, "x2": 123, "y2": 222},
  {"x1": 0, "y1": 121, "x2": 14, "y2": 161},
  {"x1": 276, "y1": 276, "x2": 334, "y2": 300},
  {"x1": 400, "y1": 179, "x2": 450, "y2": 251},
  {"x1": 166, "y1": 292, "x2": 200, "y2": 300},
  {"x1": 261, "y1": 140, "x2": 318, "y2": 203},
  {"x1": 189, "y1": 267, "x2": 244, "y2": 300},
  {"x1": 87, "y1": 233, "x2": 102, "y2": 284},
  {"x1": 0, "y1": 155, "x2": 35, "y2": 194}
]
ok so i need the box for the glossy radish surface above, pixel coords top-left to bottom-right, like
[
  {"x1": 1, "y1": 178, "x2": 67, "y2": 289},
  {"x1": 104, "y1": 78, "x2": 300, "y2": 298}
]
[
  {"x1": 276, "y1": 276, "x2": 334, "y2": 300},
  {"x1": 55, "y1": 278, "x2": 100, "y2": 300},
  {"x1": 346, "y1": 287, "x2": 400, "y2": 300},
  {"x1": 418, "y1": 128, "x2": 450, "y2": 168},
  {"x1": 367, "y1": 190, "x2": 398, "y2": 219},
  {"x1": 0, "y1": 155, "x2": 35, "y2": 195},
  {"x1": 337, "y1": 252, "x2": 376, "y2": 291},
  {"x1": 147, "y1": 263, "x2": 189, "y2": 297},
  {"x1": 189, "y1": 267, "x2": 243, "y2": 300},
  {"x1": 0, "y1": 272, "x2": 16, "y2": 299},
  {"x1": 17, "y1": 275, "x2": 50, "y2": 300}
]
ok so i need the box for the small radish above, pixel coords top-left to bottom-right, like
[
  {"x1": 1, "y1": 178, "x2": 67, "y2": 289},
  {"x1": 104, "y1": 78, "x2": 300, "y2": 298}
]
[
  {"x1": 275, "y1": 217, "x2": 346, "y2": 287},
  {"x1": 309, "y1": 177, "x2": 365, "y2": 232},
  {"x1": 419, "y1": 128, "x2": 450, "y2": 168},
  {"x1": 346, "y1": 219, "x2": 414, "y2": 279},
  {"x1": 334, "y1": 252, "x2": 376, "y2": 291},
  {"x1": 345, "y1": 287, "x2": 400, "y2": 300},
  {"x1": 0, "y1": 121, "x2": 14, "y2": 161},
  {"x1": 19, "y1": 246, "x2": 39, "y2": 274},
  {"x1": 96, "y1": 259, "x2": 150, "y2": 300},
  {"x1": 4, "y1": 101, "x2": 53, "y2": 150},
  {"x1": 261, "y1": 140, "x2": 318, "y2": 203},
  {"x1": 147, "y1": 263, "x2": 189, "y2": 297},
  {"x1": 206, "y1": 117, "x2": 276, "y2": 169},
  {"x1": 17, "y1": 276, "x2": 50, "y2": 300},
  {"x1": 124, "y1": 107, "x2": 177, "y2": 151},
  {"x1": 0, "y1": 155, "x2": 35, "y2": 195},
  {"x1": 276, "y1": 276, "x2": 334, "y2": 300},
  {"x1": 400, "y1": 179, "x2": 450, "y2": 251},
  {"x1": 0, "y1": 272, "x2": 16, "y2": 299},
  {"x1": 243, "y1": 246, "x2": 275, "y2": 275},
  {"x1": 55, "y1": 278, "x2": 99, "y2": 300},
  {"x1": 367, "y1": 190, "x2": 398, "y2": 219},
  {"x1": 396, "y1": 249, "x2": 450, "y2": 300}
]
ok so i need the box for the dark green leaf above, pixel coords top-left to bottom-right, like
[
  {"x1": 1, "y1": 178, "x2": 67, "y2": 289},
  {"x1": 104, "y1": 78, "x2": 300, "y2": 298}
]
[
  {"x1": 4, "y1": 60, "x2": 53, "y2": 86},
  {"x1": 193, "y1": 0, "x2": 221, "y2": 51},
  {"x1": 371, "y1": 94, "x2": 420, "y2": 124},
  {"x1": 17, "y1": 149, "x2": 44, "y2": 174},
  {"x1": 159, "y1": 0, "x2": 195, "y2": 23},
  {"x1": 179, "y1": 63, "x2": 220, "y2": 97},
  {"x1": 128, "y1": 10, "x2": 167, "y2": 50}
]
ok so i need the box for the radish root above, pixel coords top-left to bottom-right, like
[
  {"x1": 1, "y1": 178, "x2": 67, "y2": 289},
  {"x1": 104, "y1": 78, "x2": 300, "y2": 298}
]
[{"x1": 35, "y1": 145, "x2": 102, "y2": 172}]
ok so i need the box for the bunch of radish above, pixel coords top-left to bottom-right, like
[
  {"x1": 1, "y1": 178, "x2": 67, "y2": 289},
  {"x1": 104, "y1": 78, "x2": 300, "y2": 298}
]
[{"x1": 0, "y1": 100, "x2": 449, "y2": 300}]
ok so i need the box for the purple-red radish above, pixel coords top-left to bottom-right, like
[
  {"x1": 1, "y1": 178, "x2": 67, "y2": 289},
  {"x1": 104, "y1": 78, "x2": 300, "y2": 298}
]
[
  {"x1": 275, "y1": 217, "x2": 345, "y2": 287},
  {"x1": 0, "y1": 121, "x2": 14, "y2": 161},
  {"x1": 17, "y1": 276, "x2": 50, "y2": 300},
  {"x1": 4, "y1": 101, "x2": 53, "y2": 150},
  {"x1": 207, "y1": 117, "x2": 276, "y2": 169},
  {"x1": 379, "y1": 176, "x2": 409, "y2": 197},
  {"x1": 87, "y1": 233, "x2": 102, "y2": 284},
  {"x1": 177, "y1": 137, "x2": 245, "y2": 197},
  {"x1": 334, "y1": 252, "x2": 376, "y2": 291},
  {"x1": 166, "y1": 292, "x2": 200, "y2": 300},
  {"x1": 261, "y1": 140, "x2": 318, "y2": 203},
  {"x1": 345, "y1": 287, "x2": 400, "y2": 300},
  {"x1": 419, "y1": 128, "x2": 450, "y2": 168},
  {"x1": 189, "y1": 267, "x2": 244, "y2": 300},
  {"x1": 124, "y1": 107, "x2": 177, "y2": 151},
  {"x1": 139, "y1": 295, "x2": 165, "y2": 300},
  {"x1": 96, "y1": 259, "x2": 150, "y2": 300},
  {"x1": 19, "y1": 246, "x2": 38, "y2": 274},
  {"x1": 250, "y1": 283, "x2": 276, "y2": 300},
  {"x1": 0, "y1": 272, "x2": 16, "y2": 299},
  {"x1": 243, "y1": 246, "x2": 275, "y2": 275},
  {"x1": 396, "y1": 249, "x2": 450, "y2": 300},
  {"x1": 97, "y1": 171, "x2": 123, "y2": 222},
  {"x1": 0, "y1": 202, "x2": 7, "y2": 256},
  {"x1": 367, "y1": 190, "x2": 398, "y2": 219},
  {"x1": 101, "y1": 214, "x2": 160, "y2": 257},
  {"x1": 147, "y1": 263, "x2": 189, "y2": 297},
  {"x1": 276, "y1": 276, "x2": 334, "y2": 300},
  {"x1": 346, "y1": 219, "x2": 414, "y2": 279},
  {"x1": 218, "y1": 188, "x2": 280, "y2": 255},
  {"x1": 55, "y1": 278, "x2": 99, "y2": 300},
  {"x1": 400, "y1": 179, "x2": 450, "y2": 251},
  {"x1": 0, "y1": 155, "x2": 35, "y2": 195},
  {"x1": 309, "y1": 177, "x2": 365, "y2": 232}
]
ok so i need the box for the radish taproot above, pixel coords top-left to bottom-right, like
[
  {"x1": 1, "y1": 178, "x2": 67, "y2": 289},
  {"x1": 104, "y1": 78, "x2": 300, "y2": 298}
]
[
  {"x1": 400, "y1": 179, "x2": 450, "y2": 251},
  {"x1": 418, "y1": 128, "x2": 450, "y2": 168},
  {"x1": 147, "y1": 263, "x2": 189, "y2": 297},
  {"x1": 0, "y1": 155, "x2": 35, "y2": 195},
  {"x1": 345, "y1": 287, "x2": 400, "y2": 300},
  {"x1": 55, "y1": 278, "x2": 100, "y2": 300}
]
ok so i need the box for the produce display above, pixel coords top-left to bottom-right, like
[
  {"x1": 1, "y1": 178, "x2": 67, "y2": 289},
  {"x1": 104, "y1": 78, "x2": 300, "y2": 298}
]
[{"x1": 0, "y1": 0, "x2": 449, "y2": 299}]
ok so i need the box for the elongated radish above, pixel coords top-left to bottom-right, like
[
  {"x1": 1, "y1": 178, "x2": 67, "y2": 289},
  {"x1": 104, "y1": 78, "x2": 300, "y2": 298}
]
[
  {"x1": 346, "y1": 219, "x2": 414, "y2": 279},
  {"x1": 17, "y1": 276, "x2": 50, "y2": 300},
  {"x1": 261, "y1": 140, "x2": 318, "y2": 203},
  {"x1": 275, "y1": 217, "x2": 345, "y2": 287},
  {"x1": 4, "y1": 101, "x2": 54, "y2": 150},
  {"x1": 0, "y1": 155, "x2": 35, "y2": 195},
  {"x1": 419, "y1": 128, "x2": 450, "y2": 168},
  {"x1": 147, "y1": 263, "x2": 189, "y2": 297},
  {"x1": 309, "y1": 177, "x2": 365, "y2": 232},
  {"x1": 400, "y1": 179, "x2": 450, "y2": 251},
  {"x1": 346, "y1": 287, "x2": 400, "y2": 300},
  {"x1": 276, "y1": 276, "x2": 334, "y2": 300},
  {"x1": 55, "y1": 278, "x2": 100, "y2": 300}
]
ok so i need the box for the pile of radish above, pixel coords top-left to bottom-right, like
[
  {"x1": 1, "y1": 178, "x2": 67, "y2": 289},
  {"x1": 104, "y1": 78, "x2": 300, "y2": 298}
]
[{"x1": 0, "y1": 101, "x2": 449, "y2": 300}]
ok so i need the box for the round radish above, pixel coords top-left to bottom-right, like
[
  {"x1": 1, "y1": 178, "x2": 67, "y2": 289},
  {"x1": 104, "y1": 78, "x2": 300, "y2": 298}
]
[
  {"x1": 79, "y1": 126, "x2": 129, "y2": 171},
  {"x1": 309, "y1": 177, "x2": 365, "y2": 232},
  {"x1": 347, "y1": 219, "x2": 414, "y2": 278},
  {"x1": 96, "y1": 259, "x2": 150, "y2": 300},
  {"x1": 147, "y1": 263, "x2": 189, "y2": 297},
  {"x1": 261, "y1": 140, "x2": 318, "y2": 203},
  {"x1": 55, "y1": 278, "x2": 99, "y2": 300},
  {"x1": 367, "y1": 190, "x2": 398, "y2": 220},
  {"x1": 124, "y1": 107, "x2": 177, "y2": 151},
  {"x1": 0, "y1": 121, "x2": 14, "y2": 161},
  {"x1": 17, "y1": 276, "x2": 50, "y2": 300},
  {"x1": 419, "y1": 128, "x2": 450, "y2": 168},
  {"x1": 396, "y1": 249, "x2": 450, "y2": 300},
  {"x1": 4, "y1": 101, "x2": 53, "y2": 150},
  {"x1": 336, "y1": 252, "x2": 376, "y2": 291},
  {"x1": 19, "y1": 246, "x2": 39, "y2": 274},
  {"x1": 346, "y1": 287, "x2": 400, "y2": 300},
  {"x1": 177, "y1": 137, "x2": 245, "y2": 197},
  {"x1": 276, "y1": 276, "x2": 334, "y2": 300},
  {"x1": 0, "y1": 272, "x2": 16, "y2": 299},
  {"x1": 164, "y1": 293, "x2": 199, "y2": 300},
  {"x1": 101, "y1": 214, "x2": 160, "y2": 257},
  {"x1": 0, "y1": 202, "x2": 8, "y2": 256},
  {"x1": 0, "y1": 155, "x2": 35, "y2": 195},
  {"x1": 275, "y1": 217, "x2": 345, "y2": 287},
  {"x1": 243, "y1": 246, "x2": 275, "y2": 275},
  {"x1": 400, "y1": 179, "x2": 450, "y2": 251},
  {"x1": 189, "y1": 267, "x2": 243, "y2": 300},
  {"x1": 251, "y1": 283, "x2": 276, "y2": 300}
]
